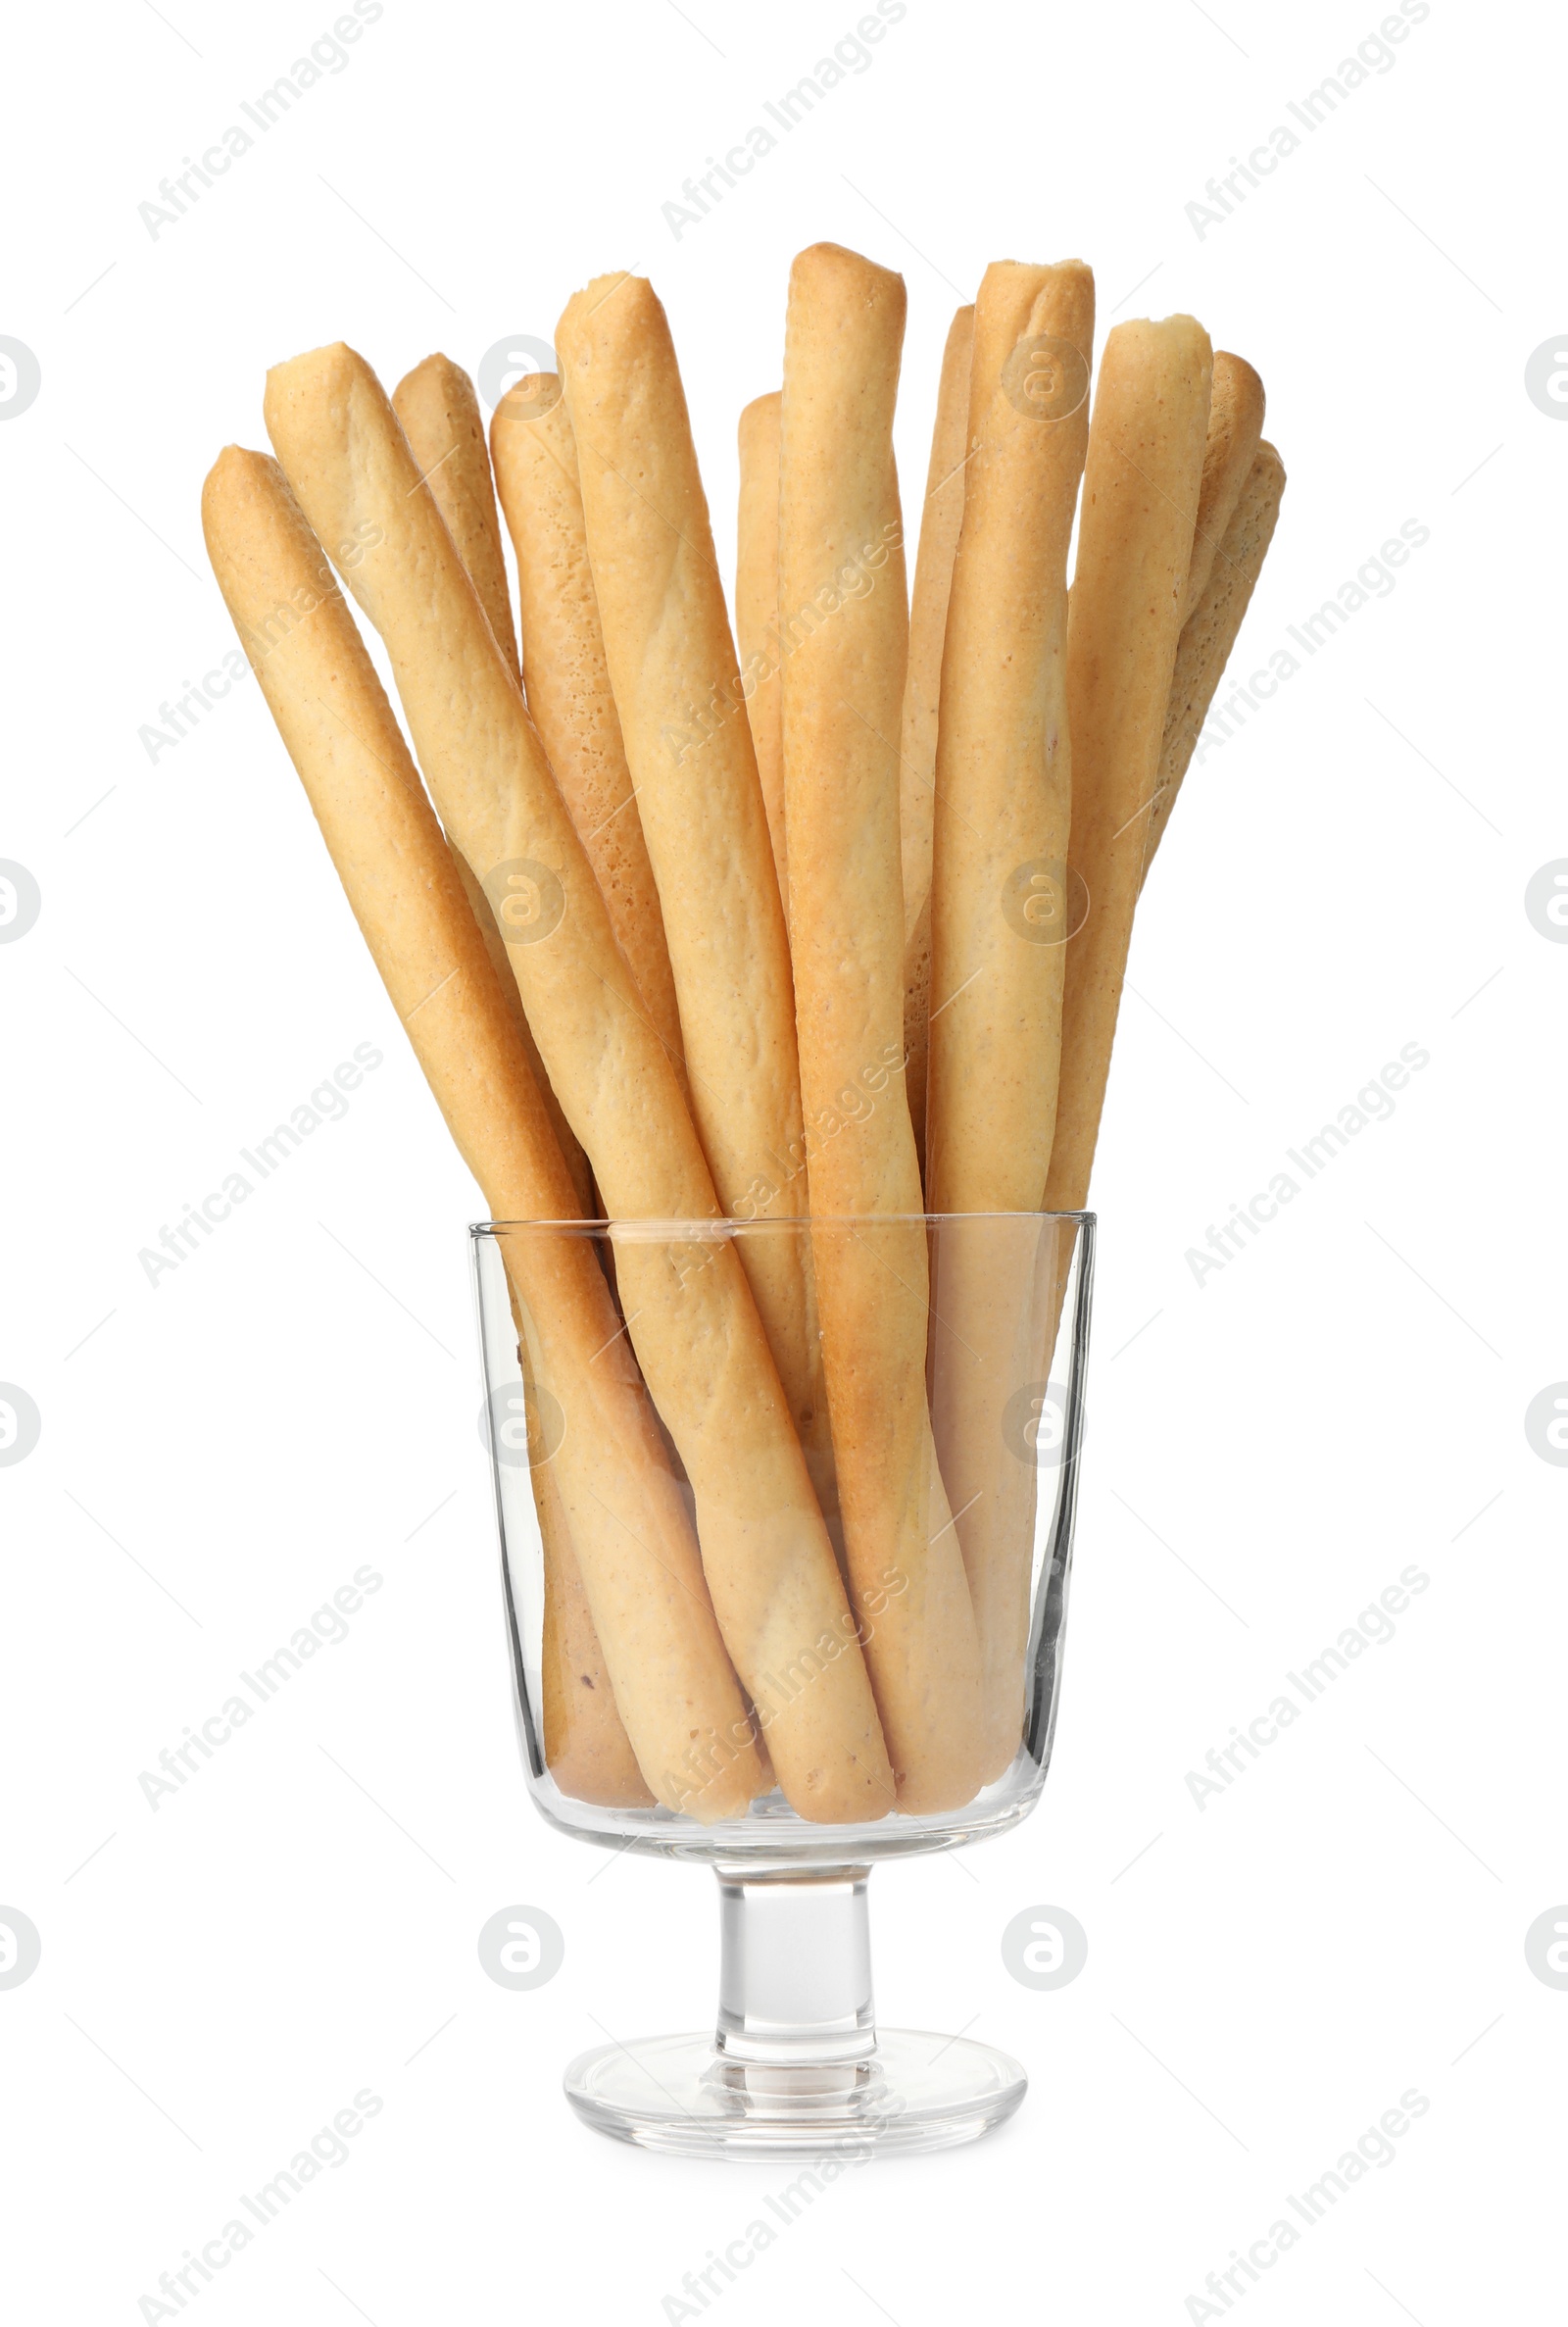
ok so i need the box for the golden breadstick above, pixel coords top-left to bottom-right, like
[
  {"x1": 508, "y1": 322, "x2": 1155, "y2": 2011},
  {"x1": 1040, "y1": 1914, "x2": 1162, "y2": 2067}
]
[
  {"x1": 1181, "y1": 352, "x2": 1265, "y2": 621},
  {"x1": 1043, "y1": 317, "x2": 1213, "y2": 1213},
  {"x1": 923, "y1": 262, "x2": 1095, "y2": 1780},
  {"x1": 202, "y1": 446, "x2": 757, "y2": 1818},
  {"x1": 555, "y1": 278, "x2": 831, "y2": 1519},
  {"x1": 900, "y1": 305, "x2": 973, "y2": 1176},
  {"x1": 262, "y1": 350, "x2": 892, "y2": 1823},
  {"x1": 736, "y1": 391, "x2": 788, "y2": 916},
  {"x1": 1144, "y1": 441, "x2": 1286, "y2": 880},
  {"x1": 392, "y1": 354, "x2": 520, "y2": 682},
  {"x1": 487, "y1": 378, "x2": 687, "y2": 1084},
  {"x1": 927, "y1": 262, "x2": 1094, "y2": 1214},
  {"x1": 780, "y1": 243, "x2": 985, "y2": 1812}
]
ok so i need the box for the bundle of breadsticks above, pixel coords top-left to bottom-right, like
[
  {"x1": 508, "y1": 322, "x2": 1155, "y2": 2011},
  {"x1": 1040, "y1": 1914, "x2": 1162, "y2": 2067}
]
[{"x1": 202, "y1": 244, "x2": 1283, "y2": 1825}]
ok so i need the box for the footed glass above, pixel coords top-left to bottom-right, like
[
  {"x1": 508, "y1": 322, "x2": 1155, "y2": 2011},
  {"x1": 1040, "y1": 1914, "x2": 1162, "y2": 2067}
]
[{"x1": 471, "y1": 1212, "x2": 1093, "y2": 2158}]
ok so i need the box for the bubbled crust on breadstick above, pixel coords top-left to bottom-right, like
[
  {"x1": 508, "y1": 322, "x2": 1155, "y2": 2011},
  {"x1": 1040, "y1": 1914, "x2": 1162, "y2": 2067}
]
[
  {"x1": 1144, "y1": 440, "x2": 1285, "y2": 881},
  {"x1": 260, "y1": 353, "x2": 892, "y2": 1823},
  {"x1": 1181, "y1": 352, "x2": 1265, "y2": 622},
  {"x1": 392, "y1": 354, "x2": 521, "y2": 682},
  {"x1": 900, "y1": 305, "x2": 973, "y2": 1179},
  {"x1": 201, "y1": 445, "x2": 757, "y2": 1819},
  {"x1": 1043, "y1": 316, "x2": 1213, "y2": 1213},
  {"x1": 555, "y1": 278, "x2": 831, "y2": 1520},
  {"x1": 923, "y1": 262, "x2": 1095, "y2": 1782},
  {"x1": 736, "y1": 391, "x2": 788, "y2": 916},
  {"x1": 487, "y1": 379, "x2": 687, "y2": 1087},
  {"x1": 780, "y1": 244, "x2": 986, "y2": 1812}
]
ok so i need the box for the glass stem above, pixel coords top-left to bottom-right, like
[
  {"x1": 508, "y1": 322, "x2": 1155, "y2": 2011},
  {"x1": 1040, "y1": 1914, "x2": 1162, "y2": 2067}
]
[{"x1": 715, "y1": 1865, "x2": 876, "y2": 2066}]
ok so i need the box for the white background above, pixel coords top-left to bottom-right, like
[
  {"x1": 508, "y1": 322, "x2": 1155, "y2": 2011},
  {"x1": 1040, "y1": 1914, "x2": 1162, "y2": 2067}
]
[{"x1": 2, "y1": 1, "x2": 1563, "y2": 2320}]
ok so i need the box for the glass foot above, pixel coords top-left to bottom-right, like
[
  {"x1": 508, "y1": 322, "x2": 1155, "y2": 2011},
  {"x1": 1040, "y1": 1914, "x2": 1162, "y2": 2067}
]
[{"x1": 564, "y1": 2029, "x2": 1026, "y2": 2158}]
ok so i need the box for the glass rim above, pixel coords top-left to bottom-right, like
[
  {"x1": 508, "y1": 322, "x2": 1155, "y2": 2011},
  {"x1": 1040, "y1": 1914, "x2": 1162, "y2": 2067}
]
[{"x1": 471, "y1": 1211, "x2": 1095, "y2": 1237}]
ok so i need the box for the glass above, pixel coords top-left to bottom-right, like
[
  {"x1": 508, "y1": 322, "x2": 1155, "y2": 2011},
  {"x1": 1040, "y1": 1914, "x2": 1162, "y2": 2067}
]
[{"x1": 471, "y1": 1211, "x2": 1093, "y2": 2156}]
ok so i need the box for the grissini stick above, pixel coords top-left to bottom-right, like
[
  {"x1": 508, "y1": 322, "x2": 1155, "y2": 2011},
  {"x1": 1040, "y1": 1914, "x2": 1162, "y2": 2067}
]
[
  {"x1": 900, "y1": 304, "x2": 973, "y2": 1177},
  {"x1": 261, "y1": 350, "x2": 892, "y2": 1823},
  {"x1": 780, "y1": 243, "x2": 986, "y2": 1811},
  {"x1": 1180, "y1": 352, "x2": 1265, "y2": 621},
  {"x1": 555, "y1": 276, "x2": 832, "y2": 1526},
  {"x1": 201, "y1": 446, "x2": 757, "y2": 1818},
  {"x1": 1043, "y1": 316, "x2": 1213, "y2": 1213},
  {"x1": 923, "y1": 261, "x2": 1095, "y2": 1779},
  {"x1": 392, "y1": 354, "x2": 521, "y2": 682},
  {"x1": 736, "y1": 390, "x2": 788, "y2": 916},
  {"x1": 1143, "y1": 441, "x2": 1286, "y2": 881},
  {"x1": 487, "y1": 377, "x2": 687, "y2": 1087},
  {"x1": 926, "y1": 262, "x2": 1095, "y2": 1216}
]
